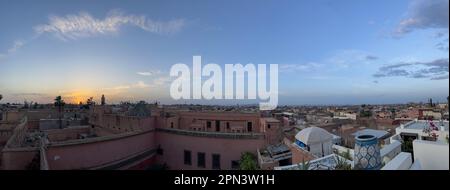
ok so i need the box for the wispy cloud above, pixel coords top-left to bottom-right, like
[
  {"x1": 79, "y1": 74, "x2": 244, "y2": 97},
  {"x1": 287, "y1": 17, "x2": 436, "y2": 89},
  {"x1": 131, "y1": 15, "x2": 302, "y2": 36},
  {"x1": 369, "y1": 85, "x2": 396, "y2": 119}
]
[
  {"x1": 279, "y1": 62, "x2": 323, "y2": 73},
  {"x1": 104, "y1": 76, "x2": 171, "y2": 93},
  {"x1": 8, "y1": 40, "x2": 25, "y2": 53},
  {"x1": 1, "y1": 10, "x2": 186, "y2": 59},
  {"x1": 104, "y1": 81, "x2": 150, "y2": 91},
  {"x1": 365, "y1": 55, "x2": 379, "y2": 60},
  {"x1": 34, "y1": 10, "x2": 186, "y2": 40},
  {"x1": 136, "y1": 72, "x2": 153, "y2": 76},
  {"x1": 279, "y1": 50, "x2": 378, "y2": 75},
  {"x1": 373, "y1": 58, "x2": 449, "y2": 80},
  {"x1": 326, "y1": 49, "x2": 379, "y2": 68},
  {"x1": 0, "y1": 40, "x2": 25, "y2": 60},
  {"x1": 137, "y1": 70, "x2": 161, "y2": 76},
  {"x1": 394, "y1": 0, "x2": 449, "y2": 36}
]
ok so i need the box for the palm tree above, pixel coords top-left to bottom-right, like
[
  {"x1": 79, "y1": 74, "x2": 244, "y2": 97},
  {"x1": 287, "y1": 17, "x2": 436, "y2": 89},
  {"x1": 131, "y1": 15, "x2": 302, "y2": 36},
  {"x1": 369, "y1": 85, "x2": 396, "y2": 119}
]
[{"x1": 54, "y1": 96, "x2": 65, "y2": 129}]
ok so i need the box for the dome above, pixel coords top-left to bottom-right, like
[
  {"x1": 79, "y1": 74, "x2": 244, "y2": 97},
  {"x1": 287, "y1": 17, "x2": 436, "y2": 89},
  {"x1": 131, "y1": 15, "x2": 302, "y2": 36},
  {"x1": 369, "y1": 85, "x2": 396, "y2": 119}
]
[{"x1": 295, "y1": 127, "x2": 333, "y2": 145}]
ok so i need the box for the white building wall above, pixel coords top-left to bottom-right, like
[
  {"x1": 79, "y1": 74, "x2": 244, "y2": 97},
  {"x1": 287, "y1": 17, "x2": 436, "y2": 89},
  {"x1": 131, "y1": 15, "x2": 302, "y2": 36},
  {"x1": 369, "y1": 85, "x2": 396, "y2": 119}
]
[
  {"x1": 381, "y1": 152, "x2": 412, "y2": 170},
  {"x1": 380, "y1": 140, "x2": 402, "y2": 163},
  {"x1": 395, "y1": 127, "x2": 449, "y2": 142},
  {"x1": 413, "y1": 140, "x2": 449, "y2": 170},
  {"x1": 332, "y1": 144, "x2": 354, "y2": 160},
  {"x1": 309, "y1": 140, "x2": 333, "y2": 157}
]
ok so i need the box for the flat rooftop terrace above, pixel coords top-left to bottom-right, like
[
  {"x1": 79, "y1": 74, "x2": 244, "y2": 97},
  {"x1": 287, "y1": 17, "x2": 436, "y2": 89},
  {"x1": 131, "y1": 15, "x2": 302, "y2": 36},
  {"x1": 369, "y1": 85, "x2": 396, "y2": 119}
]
[{"x1": 403, "y1": 120, "x2": 449, "y2": 131}]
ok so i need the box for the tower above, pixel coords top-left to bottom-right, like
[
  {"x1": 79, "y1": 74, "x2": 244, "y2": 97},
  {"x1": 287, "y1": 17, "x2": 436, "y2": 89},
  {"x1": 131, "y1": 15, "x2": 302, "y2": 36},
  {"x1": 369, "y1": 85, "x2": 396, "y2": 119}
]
[{"x1": 101, "y1": 94, "x2": 106, "y2": 106}]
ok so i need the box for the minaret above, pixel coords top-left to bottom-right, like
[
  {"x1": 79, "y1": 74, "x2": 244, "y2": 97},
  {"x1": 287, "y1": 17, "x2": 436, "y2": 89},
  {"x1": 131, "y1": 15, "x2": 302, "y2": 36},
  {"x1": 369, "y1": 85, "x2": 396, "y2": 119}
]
[{"x1": 101, "y1": 94, "x2": 106, "y2": 106}]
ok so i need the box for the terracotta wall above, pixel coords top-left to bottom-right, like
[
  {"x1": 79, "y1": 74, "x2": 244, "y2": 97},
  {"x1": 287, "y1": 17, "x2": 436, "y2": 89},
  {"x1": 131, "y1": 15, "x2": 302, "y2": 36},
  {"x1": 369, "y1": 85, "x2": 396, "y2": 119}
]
[
  {"x1": 46, "y1": 131, "x2": 156, "y2": 170},
  {"x1": 92, "y1": 114, "x2": 155, "y2": 134},
  {"x1": 46, "y1": 127, "x2": 92, "y2": 142},
  {"x1": 155, "y1": 131, "x2": 265, "y2": 170},
  {"x1": 1, "y1": 148, "x2": 38, "y2": 170},
  {"x1": 166, "y1": 112, "x2": 261, "y2": 133},
  {"x1": 290, "y1": 145, "x2": 316, "y2": 164}
]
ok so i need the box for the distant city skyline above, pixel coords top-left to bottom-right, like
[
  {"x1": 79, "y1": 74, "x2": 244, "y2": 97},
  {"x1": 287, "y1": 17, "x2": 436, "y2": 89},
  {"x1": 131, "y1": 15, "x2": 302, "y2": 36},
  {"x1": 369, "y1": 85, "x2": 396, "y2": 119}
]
[{"x1": 0, "y1": 0, "x2": 448, "y2": 105}]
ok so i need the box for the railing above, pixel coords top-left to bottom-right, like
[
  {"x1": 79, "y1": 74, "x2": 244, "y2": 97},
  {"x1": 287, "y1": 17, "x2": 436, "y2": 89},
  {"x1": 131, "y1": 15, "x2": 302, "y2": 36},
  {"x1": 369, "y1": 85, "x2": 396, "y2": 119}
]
[{"x1": 156, "y1": 127, "x2": 265, "y2": 139}]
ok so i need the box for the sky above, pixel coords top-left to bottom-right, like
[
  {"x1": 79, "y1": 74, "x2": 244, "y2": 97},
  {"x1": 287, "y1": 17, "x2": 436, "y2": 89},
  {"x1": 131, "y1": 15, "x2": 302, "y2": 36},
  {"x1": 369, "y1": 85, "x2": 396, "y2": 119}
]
[{"x1": 0, "y1": 0, "x2": 448, "y2": 105}]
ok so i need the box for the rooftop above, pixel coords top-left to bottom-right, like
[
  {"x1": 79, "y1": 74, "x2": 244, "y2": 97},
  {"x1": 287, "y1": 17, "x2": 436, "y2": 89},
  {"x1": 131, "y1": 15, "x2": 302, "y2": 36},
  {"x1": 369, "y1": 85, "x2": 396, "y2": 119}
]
[
  {"x1": 267, "y1": 144, "x2": 290, "y2": 155},
  {"x1": 295, "y1": 127, "x2": 333, "y2": 145},
  {"x1": 402, "y1": 120, "x2": 449, "y2": 131},
  {"x1": 274, "y1": 154, "x2": 352, "y2": 170},
  {"x1": 262, "y1": 117, "x2": 280, "y2": 123}
]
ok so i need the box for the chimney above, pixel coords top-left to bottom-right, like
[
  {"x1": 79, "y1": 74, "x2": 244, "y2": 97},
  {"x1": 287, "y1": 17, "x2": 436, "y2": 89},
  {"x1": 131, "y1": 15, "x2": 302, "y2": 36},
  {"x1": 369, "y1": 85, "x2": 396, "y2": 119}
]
[{"x1": 354, "y1": 134, "x2": 382, "y2": 170}]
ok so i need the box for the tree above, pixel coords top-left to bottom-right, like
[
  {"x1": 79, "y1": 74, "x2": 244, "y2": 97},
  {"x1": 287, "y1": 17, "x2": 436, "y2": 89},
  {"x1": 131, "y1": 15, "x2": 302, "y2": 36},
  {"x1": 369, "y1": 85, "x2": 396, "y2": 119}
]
[
  {"x1": 0, "y1": 94, "x2": 3, "y2": 102},
  {"x1": 239, "y1": 152, "x2": 258, "y2": 170},
  {"x1": 334, "y1": 155, "x2": 352, "y2": 170},
  {"x1": 337, "y1": 149, "x2": 352, "y2": 161},
  {"x1": 86, "y1": 97, "x2": 95, "y2": 107},
  {"x1": 401, "y1": 137, "x2": 414, "y2": 153},
  {"x1": 54, "y1": 96, "x2": 65, "y2": 129}
]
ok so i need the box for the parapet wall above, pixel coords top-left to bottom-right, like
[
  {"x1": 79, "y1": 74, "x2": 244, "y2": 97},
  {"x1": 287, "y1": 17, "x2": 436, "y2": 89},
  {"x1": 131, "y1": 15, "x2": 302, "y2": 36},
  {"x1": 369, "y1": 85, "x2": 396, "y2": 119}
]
[
  {"x1": 155, "y1": 128, "x2": 266, "y2": 170},
  {"x1": 1, "y1": 147, "x2": 38, "y2": 170},
  {"x1": 45, "y1": 130, "x2": 156, "y2": 170}
]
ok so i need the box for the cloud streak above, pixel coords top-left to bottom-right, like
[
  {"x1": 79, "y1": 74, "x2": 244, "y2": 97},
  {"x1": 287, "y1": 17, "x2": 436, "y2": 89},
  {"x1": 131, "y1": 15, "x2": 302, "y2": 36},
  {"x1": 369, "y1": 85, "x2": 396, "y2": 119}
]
[
  {"x1": 0, "y1": 40, "x2": 25, "y2": 60},
  {"x1": 137, "y1": 70, "x2": 161, "y2": 76},
  {"x1": 2, "y1": 10, "x2": 186, "y2": 59},
  {"x1": 34, "y1": 10, "x2": 186, "y2": 40},
  {"x1": 279, "y1": 62, "x2": 323, "y2": 73},
  {"x1": 394, "y1": 0, "x2": 449, "y2": 36},
  {"x1": 279, "y1": 50, "x2": 379, "y2": 75},
  {"x1": 373, "y1": 58, "x2": 449, "y2": 80},
  {"x1": 137, "y1": 72, "x2": 153, "y2": 76}
]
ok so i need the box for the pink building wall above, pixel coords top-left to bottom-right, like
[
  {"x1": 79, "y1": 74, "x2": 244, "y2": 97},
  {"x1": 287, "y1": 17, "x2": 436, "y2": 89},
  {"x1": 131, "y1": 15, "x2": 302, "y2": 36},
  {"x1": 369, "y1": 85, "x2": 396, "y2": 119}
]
[
  {"x1": 46, "y1": 130, "x2": 156, "y2": 170},
  {"x1": 155, "y1": 131, "x2": 265, "y2": 170},
  {"x1": 290, "y1": 145, "x2": 316, "y2": 164},
  {"x1": 260, "y1": 119, "x2": 281, "y2": 145},
  {"x1": 163, "y1": 112, "x2": 261, "y2": 133},
  {"x1": 1, "y1": 148, "x2": 38, "y2": 170},
  {"x1": 46, "y1": 126, "x2": 92, "y2": 142}
]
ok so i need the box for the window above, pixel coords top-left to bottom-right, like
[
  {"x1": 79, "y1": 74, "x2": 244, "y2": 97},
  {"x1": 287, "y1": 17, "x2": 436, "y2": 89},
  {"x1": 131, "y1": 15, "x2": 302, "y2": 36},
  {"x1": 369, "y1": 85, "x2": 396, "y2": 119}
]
[
  {"x1": 247, "y1": 122, "x2": 252, "y2": 132},
  {"x1": 231, "y1": 160, "x2": 240, "y2": 170},
  {"x1": 207, "y1": 121, "x2": 211, "y2": 128},
  {"x1": 215, "y1": 120, "x2": 220, "y2": 132},
  {"x1": 226, "y1": 122, "x2": 230, "y2": 129},
  {"x1": 184, "y1": 150, "x2": 192, "y2": 165},
  {"x1": 212, "y1": 154, "x2": 221, "y2": 169},
  {"x1": 197, "y1": 152, "x2": 205, "y2": 168},
  {"x1": 268, "y1": 124, "x2": 271, "y2": 129},
  {"x1": 170, "y1": 122, "x2": 174, "y2": 128}
]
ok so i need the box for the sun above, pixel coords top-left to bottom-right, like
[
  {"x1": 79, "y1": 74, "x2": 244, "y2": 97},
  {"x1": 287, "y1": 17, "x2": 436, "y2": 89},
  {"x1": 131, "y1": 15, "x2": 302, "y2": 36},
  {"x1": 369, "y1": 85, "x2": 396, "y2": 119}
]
[{"x1": 61, "y1": 89, "x2": 94, "y2": 104}]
